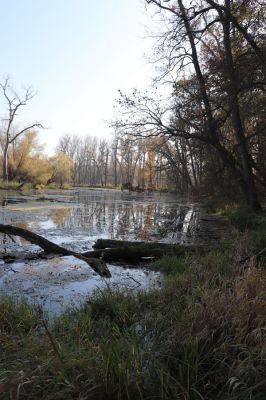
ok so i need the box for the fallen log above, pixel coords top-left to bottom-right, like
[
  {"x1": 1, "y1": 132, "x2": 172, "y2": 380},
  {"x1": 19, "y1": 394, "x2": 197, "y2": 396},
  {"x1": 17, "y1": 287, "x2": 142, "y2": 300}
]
[
  {"x1": 0, "y1": 224, "x2": 111, "y2": 277},
  {"x1": 0, "y1": 226, "x2": 207, "y2": 268},
  {"x1": 84, "y1": 247, "x2": 164, "y2": 262},
  {"x1": 1, "y1": 240, "x2": 206, "y2": 265},
  {"x1": 93, "y1": 238, "x2": 203, "y2": 251},
  {"x1": 0, "y1": 244, "x2": 204, "y2": 264},
  {"x1": 85, "y1": 243, "x2": 206, "y2": 263},
  {"x1": 93, "y1": 239, "x2": 171, "y2": 249}
]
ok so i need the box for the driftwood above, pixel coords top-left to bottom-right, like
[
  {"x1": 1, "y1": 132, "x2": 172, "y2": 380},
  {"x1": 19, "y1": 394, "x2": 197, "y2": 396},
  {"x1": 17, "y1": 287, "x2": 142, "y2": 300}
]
[
  {"x1": 0, "y1": 235, "x2": 205, "y2": 266},
  {"x1": 0, "y1": 224, "x2": 111, "y2": 277}
]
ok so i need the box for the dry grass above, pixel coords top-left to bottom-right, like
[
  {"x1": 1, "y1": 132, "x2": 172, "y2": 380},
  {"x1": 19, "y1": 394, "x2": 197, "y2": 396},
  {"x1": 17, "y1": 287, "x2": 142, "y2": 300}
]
[{"x1": 0, "y1": 206, "x2": 266, "y2": 399}]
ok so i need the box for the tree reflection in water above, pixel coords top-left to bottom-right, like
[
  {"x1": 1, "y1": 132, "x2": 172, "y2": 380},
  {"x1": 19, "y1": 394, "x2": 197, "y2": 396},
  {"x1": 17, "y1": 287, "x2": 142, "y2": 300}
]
[
  {"x1": 44, "y1": 190, "x2": 199, "y2": 243},
  {"x1": 0, "y1": 190, "x2": 201, "y2": 246}
]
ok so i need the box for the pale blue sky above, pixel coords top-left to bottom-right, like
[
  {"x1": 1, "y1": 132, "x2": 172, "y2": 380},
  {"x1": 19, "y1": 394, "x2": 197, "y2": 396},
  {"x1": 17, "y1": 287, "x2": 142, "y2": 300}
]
[{"x1": 0, "y1": 0, "x2": 154, "y2": 153}]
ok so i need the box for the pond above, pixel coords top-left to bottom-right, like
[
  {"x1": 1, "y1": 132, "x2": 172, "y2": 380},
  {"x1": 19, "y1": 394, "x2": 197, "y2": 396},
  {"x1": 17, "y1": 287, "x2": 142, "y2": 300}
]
[{"x1": 0, "y1": 188, "x2": 228, "y2": 317}]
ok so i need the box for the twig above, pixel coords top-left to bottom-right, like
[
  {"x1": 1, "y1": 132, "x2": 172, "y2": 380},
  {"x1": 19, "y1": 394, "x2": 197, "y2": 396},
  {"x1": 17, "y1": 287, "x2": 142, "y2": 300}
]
[
  {"x1": 238, "y1": 247, "x2": 266, "y2": 266},
  {"x1": 122, "y1": 276, "x2": 142, "y2": 287},
  {"x1": 42, "y1": 319, "x2": 64, "y2": 364}
]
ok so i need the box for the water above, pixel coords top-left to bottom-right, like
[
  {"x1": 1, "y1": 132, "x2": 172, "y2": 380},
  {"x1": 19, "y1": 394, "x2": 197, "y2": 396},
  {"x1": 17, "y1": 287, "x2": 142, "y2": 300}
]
[
  {"x1": 0, "y1": 189, "x2": 207, "y2": 248},
  {"x1": 0, "y1": 188, "x2": 228, "y2": 316}
]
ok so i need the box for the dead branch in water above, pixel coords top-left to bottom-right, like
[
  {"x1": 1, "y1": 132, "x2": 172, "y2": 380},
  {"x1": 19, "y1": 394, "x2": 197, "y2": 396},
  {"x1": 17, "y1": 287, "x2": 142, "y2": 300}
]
[
  {"x1": 0, "y1": 226, "x2": 207, "y2": 270},
  {"x1": 0, "y1": 224, "x2": 111, "y2": 277}
]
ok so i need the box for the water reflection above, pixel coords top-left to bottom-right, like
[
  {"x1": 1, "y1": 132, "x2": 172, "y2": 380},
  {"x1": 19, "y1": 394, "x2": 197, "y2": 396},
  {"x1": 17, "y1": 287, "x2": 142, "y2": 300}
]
[
  {"x1": 50, "y1": 208, "x2": 71, "y2": 226},
  {"x1": 0, "y1": 190, "x2": 200, "y2": 245},
  {"x1": 43, "y1": 191, "x2": 200, "y2": 243},
  {"x1": 0, "y1": 189, "x2": 226, "y2": 317}
]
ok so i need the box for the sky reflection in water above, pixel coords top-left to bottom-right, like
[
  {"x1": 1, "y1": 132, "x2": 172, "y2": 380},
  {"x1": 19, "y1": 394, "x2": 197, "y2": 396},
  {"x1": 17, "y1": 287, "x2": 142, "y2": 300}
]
[{"x1": 0, "y1": 189, "x2": 202, "y2": 316}]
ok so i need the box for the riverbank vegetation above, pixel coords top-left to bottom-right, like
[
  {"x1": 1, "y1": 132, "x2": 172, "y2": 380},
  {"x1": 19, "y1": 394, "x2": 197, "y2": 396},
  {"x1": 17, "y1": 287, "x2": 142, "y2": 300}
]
[
  {"x1": 0, "y1": 79, "x2": 72, "y2": 189},
  {"x1": 1, "y1": 1, "x2": 265, "y2": 206},
  {"x1": 0, "y1": 205, "x2": 266, "y2": 399}
]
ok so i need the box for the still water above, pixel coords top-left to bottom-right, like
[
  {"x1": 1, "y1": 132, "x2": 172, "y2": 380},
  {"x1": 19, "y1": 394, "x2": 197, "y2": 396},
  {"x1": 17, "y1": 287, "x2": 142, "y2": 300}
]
[{"x1": 0, "y1": 189, "x2": 226, "y2": 316}]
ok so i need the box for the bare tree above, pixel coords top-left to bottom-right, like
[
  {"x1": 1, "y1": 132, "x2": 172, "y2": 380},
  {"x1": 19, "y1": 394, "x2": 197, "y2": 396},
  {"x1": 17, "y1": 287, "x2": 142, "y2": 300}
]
[
  {"x1": 0, "y1": 78, "x2": 43, "y2": 181},
  {"x1": 113, "y1": 0, "x2": 263, "y2": 210}
]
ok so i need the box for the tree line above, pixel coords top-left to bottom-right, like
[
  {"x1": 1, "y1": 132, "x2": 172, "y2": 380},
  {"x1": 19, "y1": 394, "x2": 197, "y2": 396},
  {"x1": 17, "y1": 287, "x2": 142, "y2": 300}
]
[
  {"x1": 56, "y1": 133, "x2": 176, "y2": 190},
  {"x1": 0, "y1": 79, "x2": 192, "y2": 191}
]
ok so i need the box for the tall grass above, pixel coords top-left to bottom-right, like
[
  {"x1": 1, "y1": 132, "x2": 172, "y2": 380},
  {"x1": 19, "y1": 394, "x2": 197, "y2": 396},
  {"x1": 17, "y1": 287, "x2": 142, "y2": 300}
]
[{"x1": 1, "y1": 210, "x2": 266, "y2": 399}]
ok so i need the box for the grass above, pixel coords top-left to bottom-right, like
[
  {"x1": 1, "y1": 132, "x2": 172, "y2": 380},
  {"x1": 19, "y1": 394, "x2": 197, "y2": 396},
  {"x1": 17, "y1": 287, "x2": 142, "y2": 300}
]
[
  {"x1": 0, "y1": 179, "x2": 72, "y2": 192},
  {"x1": 0, "y1": 179, "x2": 21, "y2": 190},
  {"x1": 46, "y1": 182, "x2": 72, "y2": 190},
  {"x1": 0, "y1": 205, "x2": 266, "y2": 399},
  {"x1": 0, "y1": 180, "x2": 35, "y2": 192},
  {"x1": 215, "y1": 203, "x2": 264, "y2": 231}
]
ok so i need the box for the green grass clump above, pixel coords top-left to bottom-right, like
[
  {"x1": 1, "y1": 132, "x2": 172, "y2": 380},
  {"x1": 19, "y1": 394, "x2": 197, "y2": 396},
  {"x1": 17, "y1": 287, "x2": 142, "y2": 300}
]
[
  {"x1": 207, "y1": 202, "x2": 265, "y2": 231},
  {"x1": 46, "y1": 182, "x2": 72, "y2": 190},
  {"x1": 153, "y1": 255, "x2": 188, "y2": 275},
  {"x1": 46, "y1": 182, "x2": 61, "y2": 189},
  {"x1": 0, "y1": 296, "x2": 40, "y2": 334}
]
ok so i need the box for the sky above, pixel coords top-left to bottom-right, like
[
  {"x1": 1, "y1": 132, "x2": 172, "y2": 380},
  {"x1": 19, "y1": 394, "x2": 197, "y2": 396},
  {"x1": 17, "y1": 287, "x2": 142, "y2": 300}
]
[{"x1": 0, "y1": 0, "x2": 155, "y2": 154}]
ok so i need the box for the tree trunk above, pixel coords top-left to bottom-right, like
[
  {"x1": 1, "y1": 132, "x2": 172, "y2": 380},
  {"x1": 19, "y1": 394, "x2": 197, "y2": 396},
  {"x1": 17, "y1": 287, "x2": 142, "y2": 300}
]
[
  {"x1": 3, "y1": 144, "x2": 9, "y2": 182},
  {"x1": 178, "y1": 0, "x2": 261, "y2": 210},
  {"x1": 206, "y1": 0, "x2": 266, "y2": 77},
  {"x1": 222, "y1": 0, "x2": 261, "y2": 211}
]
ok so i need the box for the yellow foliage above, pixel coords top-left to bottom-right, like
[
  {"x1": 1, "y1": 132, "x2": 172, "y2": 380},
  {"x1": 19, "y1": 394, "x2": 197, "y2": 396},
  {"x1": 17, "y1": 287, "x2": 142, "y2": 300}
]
[
  {"x1": 6, "y1": 131, "x2": 52, "y2": 184},
  {"x1": 49, "y1": 152, "x2": 73, "y2": 187},
  {"x1": 21, "y1": 155, "x2": 52, "y2": 185}
]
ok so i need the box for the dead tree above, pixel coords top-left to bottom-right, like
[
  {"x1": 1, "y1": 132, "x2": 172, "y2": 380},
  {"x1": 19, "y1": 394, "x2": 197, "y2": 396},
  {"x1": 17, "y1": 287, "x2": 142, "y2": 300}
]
[{"x1": 0, "y1": 78, "x2": 43, "y2": 181}]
